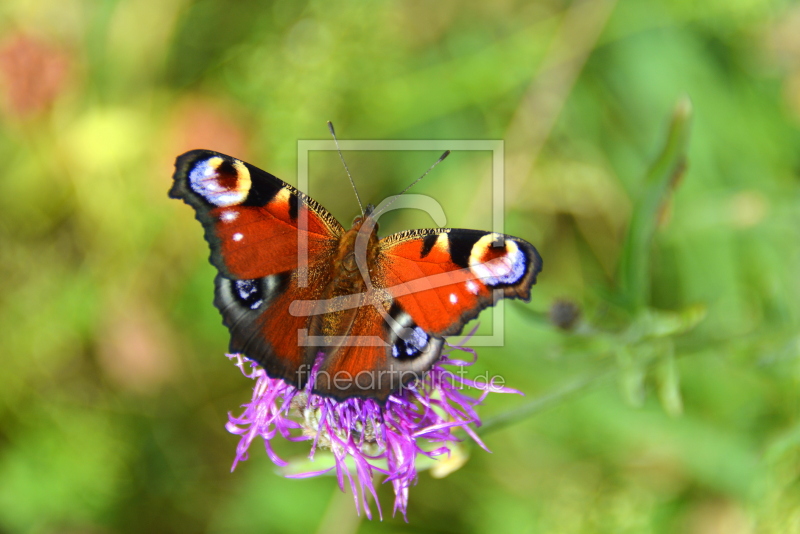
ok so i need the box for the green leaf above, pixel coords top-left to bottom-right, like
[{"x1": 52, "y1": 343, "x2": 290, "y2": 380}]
[
  {"x1": 618, "y1": 97, "x2": 693, "y2": 312},
  {"x1": 623, "y1": 304, "x2": 707, "y2": 343}
]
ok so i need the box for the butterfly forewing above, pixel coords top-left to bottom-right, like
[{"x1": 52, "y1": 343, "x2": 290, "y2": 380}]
[
  {"x1": 170, "y1": 149, "x2": 343, "y2": 279},
  {"x1": 378, "y1": 228, "x2": 542, "y2": 335}
]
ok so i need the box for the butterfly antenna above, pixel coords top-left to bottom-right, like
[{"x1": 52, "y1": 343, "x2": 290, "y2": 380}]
[
  {"x1": 328, "y1": 121, "x2": 364, "y2": 216},
  {"x1": 374, "y1": 150, "x2": 450, "y2": 218}
]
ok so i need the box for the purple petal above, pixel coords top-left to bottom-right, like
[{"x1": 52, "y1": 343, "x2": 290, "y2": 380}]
[{"x1": 222, "y1": 333, "x2": 521, "y2": 519}]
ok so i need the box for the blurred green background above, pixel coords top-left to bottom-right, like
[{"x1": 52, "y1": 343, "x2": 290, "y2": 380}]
[{"x1": 2, "y1": 0, "x2": 800, "y2": 532}]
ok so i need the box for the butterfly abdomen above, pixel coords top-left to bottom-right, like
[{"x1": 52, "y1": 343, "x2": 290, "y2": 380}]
[{"x1": 305, "y1": 214, "x2": 386, "y2": 361}]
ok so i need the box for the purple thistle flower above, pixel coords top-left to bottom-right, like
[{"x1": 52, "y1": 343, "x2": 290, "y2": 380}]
[{"x1": 224, "y1": 330, "x2": 521, "y2": 520}]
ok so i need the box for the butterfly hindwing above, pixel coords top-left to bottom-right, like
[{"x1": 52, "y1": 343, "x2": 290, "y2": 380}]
[
  {"x1": 214, "y1": 268, "x2": 337, "y2": 387},
  {"x1": 309, "y1": 297, "x2": 446, "y2": 401}
]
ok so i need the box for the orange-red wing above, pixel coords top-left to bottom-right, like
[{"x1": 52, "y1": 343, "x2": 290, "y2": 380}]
[
  {"x1": 311, "y1": 228, "x2": 542, "y2": 401},
  {"x1": 311, "y1": 303, "x2": 445, "y2": 401},
  {"x1": 171, "y1": 149, "x2": 344, "y2": 386},
  {"x1": 214, "y1": 265, "x2": 334, "y2": 388},
  {"x1": 378, "y1": 228, "x2": 543, "y2": 336},
  {"x1": 171, "y1": 151, "x2": 544, "y2": 401},
  {"x1": 170, "y1": 149, "x2": 343, "y2": 280}
]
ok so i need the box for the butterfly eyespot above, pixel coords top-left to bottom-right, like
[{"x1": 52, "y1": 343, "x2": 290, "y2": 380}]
[
  {"x1": 188, "y1": 157, "x2": 252, "y2": 207},
  {"x1": 233, "y1": 279, "x2": 264, "y2": 310},
  {"x1": 391, "y1": 325, "x2": 429, "y2": 359},
  {"x1": 469, "y1": 234, "x2": 527, "y2": 287}
]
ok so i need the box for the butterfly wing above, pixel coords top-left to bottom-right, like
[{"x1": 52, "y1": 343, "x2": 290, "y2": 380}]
[
  {"x1": 379, "y1": 228, "x2": 542, "y2": 335},
  {"x1": 170, "y1": 149, "x2": 344, "y2": 387},
  {"x1": 310, "y1": 227, "x2": 542, "y2": 401}
]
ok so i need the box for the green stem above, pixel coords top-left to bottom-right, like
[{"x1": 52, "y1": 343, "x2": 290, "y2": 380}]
[{"x1": 478, "y1": 366, "x2": 615, "y2": 436}]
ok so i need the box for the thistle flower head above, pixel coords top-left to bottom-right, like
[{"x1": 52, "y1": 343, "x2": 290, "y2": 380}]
[{"x1": 225, "y1": 332, "x2": 520, "y2": 520}]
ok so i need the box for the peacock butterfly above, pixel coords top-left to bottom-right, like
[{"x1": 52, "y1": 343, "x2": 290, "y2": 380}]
[{"x1": 169, "y1": 144, "x2": 542, "y2": 401}]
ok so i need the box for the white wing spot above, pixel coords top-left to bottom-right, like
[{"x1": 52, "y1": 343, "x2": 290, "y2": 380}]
[
  {"x1": 233, "y1": 232, "x2": 243, "y2": 242},
  {"x1": 220, "y1": 210, "x2": 238, "y2": 222},
  {"x1": 449, "y1": 293, "x2": 458, "y2": 304},
  {"x1": 466, "y1": 281, "x2": 479, "y2": 295}
]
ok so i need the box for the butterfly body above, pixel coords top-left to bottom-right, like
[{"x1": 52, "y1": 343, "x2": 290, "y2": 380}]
[
  {"x1": 171, "y1": 149, "x2": 542, "y2": 401},
  {"x1": 308, "y1": 211, "x2": 381, "y2": 362}
]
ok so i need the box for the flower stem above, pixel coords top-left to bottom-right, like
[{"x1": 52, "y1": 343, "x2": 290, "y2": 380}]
[{"x1": 478, "y1": 365, "x2": 616, "y2": 436}]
